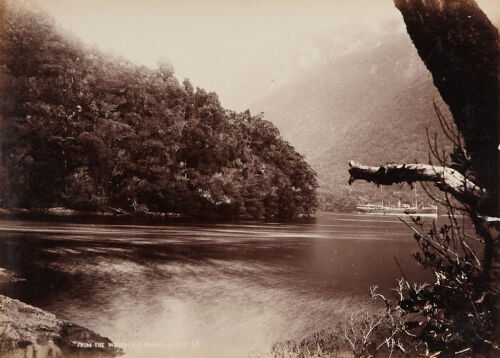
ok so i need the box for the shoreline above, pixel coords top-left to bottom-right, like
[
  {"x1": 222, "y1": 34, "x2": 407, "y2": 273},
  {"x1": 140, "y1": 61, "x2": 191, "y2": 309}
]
[
  {"x1": 0, "y1": 207, "x2": 318, "y2": 224},
  {"x1": 0, "y1": 293, "x2": 123, "y2": 358},
  {"x1": 0, "y1": 207, "x2": 185, "y2": 220},
  {"x1": 0, "y1": 268, "x2": 123, "y2": 358}
]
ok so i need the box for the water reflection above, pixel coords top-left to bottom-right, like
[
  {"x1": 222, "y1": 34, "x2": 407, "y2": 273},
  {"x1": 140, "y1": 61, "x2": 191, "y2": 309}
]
[{"x1": 0, "y1": 213, "x2": 433, "y2": 357}]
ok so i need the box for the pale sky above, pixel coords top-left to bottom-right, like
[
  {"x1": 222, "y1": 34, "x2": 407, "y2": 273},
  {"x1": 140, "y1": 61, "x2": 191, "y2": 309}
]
[{"x1": 25, "y1": 0, "x2": 500, "y2": 111}]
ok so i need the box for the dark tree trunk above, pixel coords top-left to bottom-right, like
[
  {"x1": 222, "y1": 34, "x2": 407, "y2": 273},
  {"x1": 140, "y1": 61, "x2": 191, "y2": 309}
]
[{"x1": 394, "y1": 0, "x2": 500, "y2": 216}]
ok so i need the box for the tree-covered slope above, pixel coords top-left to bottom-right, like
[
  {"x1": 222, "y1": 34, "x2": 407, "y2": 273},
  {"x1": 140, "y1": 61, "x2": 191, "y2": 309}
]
[
  {"x1": 0, "y1": 4, "x2": 317, "y2": 219},
  {"x1": 251, "y1": 31, "x2": 453, "y2": 210}
]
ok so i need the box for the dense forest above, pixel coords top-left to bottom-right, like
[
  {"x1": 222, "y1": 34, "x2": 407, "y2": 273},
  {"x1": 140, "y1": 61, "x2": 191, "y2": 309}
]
[{"x1": 0, "y1": 4, "x2": 318, "y2": 219}]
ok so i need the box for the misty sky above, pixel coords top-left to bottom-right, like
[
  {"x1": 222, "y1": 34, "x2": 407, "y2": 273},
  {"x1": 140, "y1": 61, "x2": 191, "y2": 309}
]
[{"x1": 29, "y1": 0, "x2": 499, "y2": 111}]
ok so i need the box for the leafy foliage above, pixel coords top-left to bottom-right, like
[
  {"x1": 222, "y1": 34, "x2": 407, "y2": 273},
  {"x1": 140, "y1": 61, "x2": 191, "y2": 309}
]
[
  {"x1": 392, "y1": 214, "x2": 496, "y2": 356},
  {"x1": 0, "y1": 4, "x2": 318, "y2": 219}
]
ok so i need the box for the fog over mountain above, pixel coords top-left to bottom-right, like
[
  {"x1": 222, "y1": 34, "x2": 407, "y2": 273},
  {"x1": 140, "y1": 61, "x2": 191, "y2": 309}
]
[{"x1": 250, "y1": 27, "x2": 454, "y2": 209}]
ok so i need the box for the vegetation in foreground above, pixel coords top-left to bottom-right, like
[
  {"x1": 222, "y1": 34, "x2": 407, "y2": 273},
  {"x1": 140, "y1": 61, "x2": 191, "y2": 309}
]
[{"x1": 0, "y1": 2, "x2": 318, "y2": 220}]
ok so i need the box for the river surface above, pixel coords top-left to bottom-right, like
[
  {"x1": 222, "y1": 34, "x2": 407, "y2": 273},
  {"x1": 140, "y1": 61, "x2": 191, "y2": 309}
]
[{"x1": 0, "y1": 212, "x2": 435, "y2": 357}]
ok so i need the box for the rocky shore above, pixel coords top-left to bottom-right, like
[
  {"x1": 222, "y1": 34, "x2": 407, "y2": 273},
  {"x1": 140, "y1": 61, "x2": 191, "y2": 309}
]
[
  {"x1": 0, "y1": 294, "x2": 123, "y2": 358},
  {"x1": 0, "y1": 243, "x2": 123, "y2": 358},
  {"x1": 0, "y1": 206, "x2": 177, "y2": 219},
  {"x1": 0, "y1": 207, "x2": 189, "y2": 221}
]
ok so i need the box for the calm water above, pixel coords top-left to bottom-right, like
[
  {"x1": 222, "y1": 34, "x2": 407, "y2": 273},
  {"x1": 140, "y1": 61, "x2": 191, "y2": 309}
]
[{"x1": 0, "y1": 212, "x2": 434, "y2": 357}]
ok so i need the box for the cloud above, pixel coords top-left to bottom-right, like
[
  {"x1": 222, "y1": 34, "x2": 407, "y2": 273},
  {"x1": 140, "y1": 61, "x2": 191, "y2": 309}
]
[{"x1": 28, "y1": 0, "x2": 498, "y2": 110}]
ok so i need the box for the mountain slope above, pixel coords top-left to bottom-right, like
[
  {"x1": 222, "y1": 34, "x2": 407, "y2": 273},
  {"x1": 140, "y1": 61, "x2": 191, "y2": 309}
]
[{"x1": 251, "y1": 31, "x2": 453, "y2": 210}]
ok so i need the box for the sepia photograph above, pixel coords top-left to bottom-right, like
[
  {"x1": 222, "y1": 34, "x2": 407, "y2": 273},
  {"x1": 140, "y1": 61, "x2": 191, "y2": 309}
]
[{"x1": 0, "y1": 0, "x2": 499, "y2": 357}]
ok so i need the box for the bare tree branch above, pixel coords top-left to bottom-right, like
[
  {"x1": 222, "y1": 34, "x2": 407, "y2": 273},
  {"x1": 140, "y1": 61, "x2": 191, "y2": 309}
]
[{"x1": 348, "y1": 160, "x2": 485, "y2": 205}]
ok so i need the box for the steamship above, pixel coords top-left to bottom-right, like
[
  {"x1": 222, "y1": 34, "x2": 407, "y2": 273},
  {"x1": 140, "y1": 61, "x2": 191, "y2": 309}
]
[{"x1": 357, "y1": 187, "x2": 438, "y2": 216}]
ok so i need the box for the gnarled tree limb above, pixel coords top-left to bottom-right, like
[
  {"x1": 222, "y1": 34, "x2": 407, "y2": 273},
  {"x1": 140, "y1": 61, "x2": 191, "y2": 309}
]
[{"x1": 348, "y1": 160, "x2": 485, "y2": 205}]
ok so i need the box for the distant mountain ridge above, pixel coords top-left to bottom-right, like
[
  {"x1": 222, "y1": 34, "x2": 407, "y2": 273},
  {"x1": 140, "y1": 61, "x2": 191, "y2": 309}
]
[{"x1": 250, "y1": 31, "x2": 453, "y2": 210}]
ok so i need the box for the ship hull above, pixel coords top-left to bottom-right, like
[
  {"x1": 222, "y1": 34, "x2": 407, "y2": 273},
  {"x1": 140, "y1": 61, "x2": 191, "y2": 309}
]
[{"x1": 357, "y1": 206, "x2": 437, "y2": 216}]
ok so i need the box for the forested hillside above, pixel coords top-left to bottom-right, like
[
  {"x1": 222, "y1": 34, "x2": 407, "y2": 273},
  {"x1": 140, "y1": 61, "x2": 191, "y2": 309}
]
[
  {"x1": 0, "y1": 4, "x2": 318, "y2": 219},
  {"x1": 251, "y1": 30, "x2": 453, "y2": 211}
]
